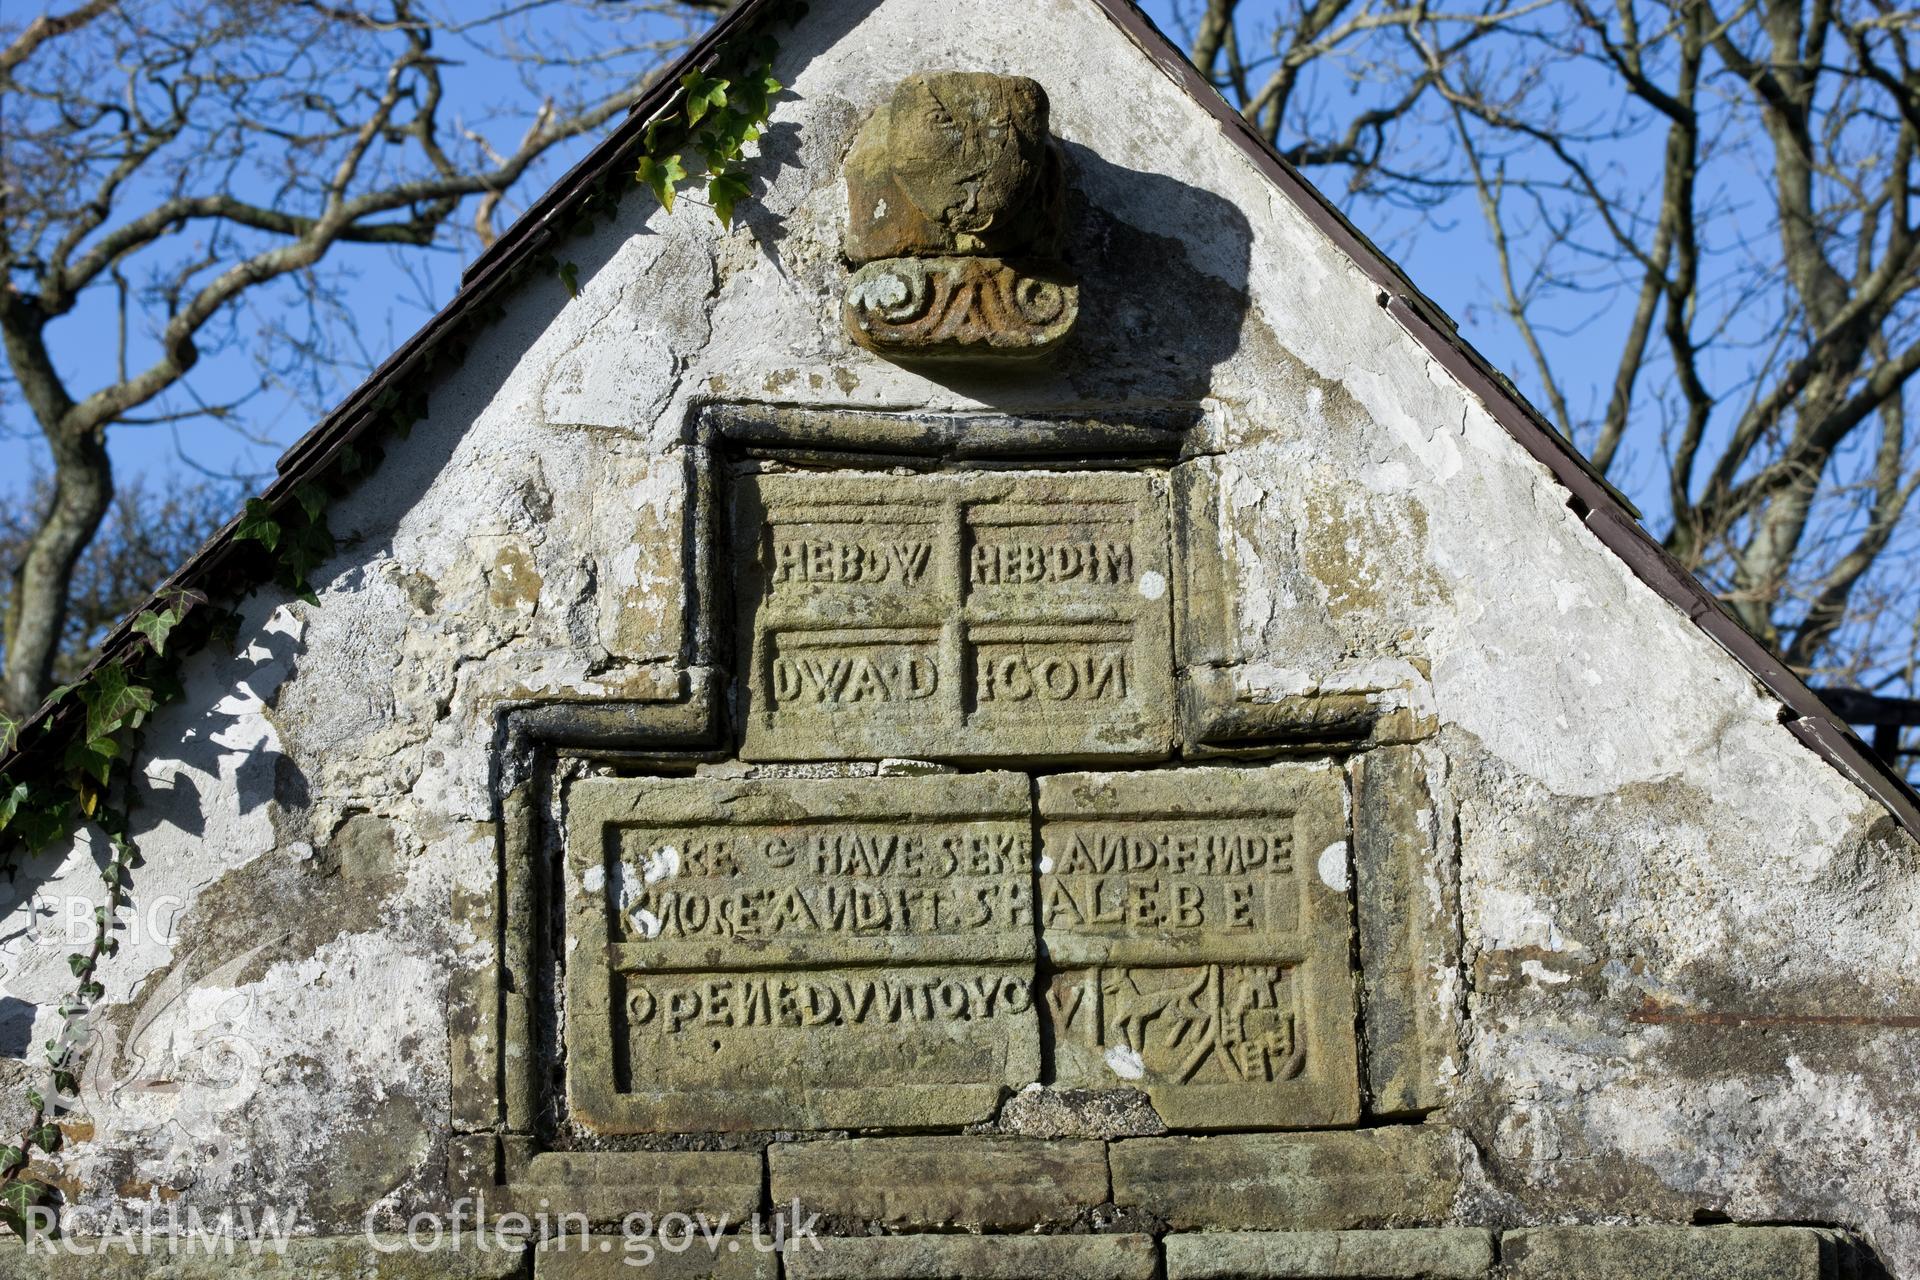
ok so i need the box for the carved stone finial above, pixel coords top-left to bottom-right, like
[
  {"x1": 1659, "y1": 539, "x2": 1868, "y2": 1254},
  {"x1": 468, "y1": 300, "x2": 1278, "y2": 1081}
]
[{"x1": 842, "y1": 71, "x2": 1079, "y2": 363}]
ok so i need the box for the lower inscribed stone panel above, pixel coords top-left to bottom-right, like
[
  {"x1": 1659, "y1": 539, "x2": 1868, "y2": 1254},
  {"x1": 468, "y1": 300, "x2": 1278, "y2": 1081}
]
[{"x1": 563, "y1": 772, "x2": 1040, "y2": 1132}]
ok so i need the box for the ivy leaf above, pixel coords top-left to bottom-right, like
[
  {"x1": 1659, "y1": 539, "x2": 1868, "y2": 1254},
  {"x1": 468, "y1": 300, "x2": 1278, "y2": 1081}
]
[
  {"x1": 643, "y1": 112, "x2": 679, "y2": 154},
  {"x1": 636, "y1": 153, "x2": 687, "y2": 212},
  {"x1": 709, "y1": 167, "x2": 753, "y2": 229},
  {"x1": 0, "y1": 1177, "x2": 44, "y2": 1230},
  {"x1": 13, "y1": 800, "x2": 69, "y2": 850},
  {"x1": 558, "y1": 261, "x2": 580, "y2": 299},
  {"x1": 78, "y1": 665, "x2": 155, "y2": 740},
  {"x1": 26, "y1": 1127, "x2": 58, "y2": 1154},
  {"x1": 733, "y1": 64, "x2": 783, "y2": 121},
  {"x1": 293, "y1": 482, "x2": 328, "y2": 522},
  {"x1": 62, "y1": 737, "x2": 116, "y2": 786},
  {"x1": 234, "y1": 498, "x2": 282, "y2": 552},
  {"x1": 277, "y1": 522, "x2": 337, "y2": 594},
  {"x1": 131, "y1": 605, "x2": 186, "y2": 656},
  {"x1": 681, "y1": 69, "x2": 729, "y2": 125},
  {"x1": 0, "y1": 1147, "x2": 19, "y2": 1172},
  {"x1": 0, "y1": 781, "x2": 25, "y2": 833}
]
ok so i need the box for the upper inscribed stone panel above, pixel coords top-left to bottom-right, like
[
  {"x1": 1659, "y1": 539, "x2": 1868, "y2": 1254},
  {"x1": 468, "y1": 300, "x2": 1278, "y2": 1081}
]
[{"x1": 733, "y1": 470, "x2": 1174, "y2": 762}]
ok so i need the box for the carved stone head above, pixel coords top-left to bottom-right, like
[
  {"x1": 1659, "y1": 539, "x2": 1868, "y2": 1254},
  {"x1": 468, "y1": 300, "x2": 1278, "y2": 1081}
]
[
  {"x1": 844, "y1": 71, "x2": 1064, "y2": 263},
  {"x1": 842, "y1": 71, "x2": 1078, "y2": 363}
]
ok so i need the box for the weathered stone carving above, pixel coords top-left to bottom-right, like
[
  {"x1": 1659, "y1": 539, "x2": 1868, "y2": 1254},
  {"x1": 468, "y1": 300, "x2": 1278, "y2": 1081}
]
[
  {"x1": 732, "y1": 470, "x2": 1174, "y2": 762},
  {"x1": 1040, "y1": 765, "x2": 1360, "y2": 1128},
  {"x1": 564, "y1": 772, "x2": 1039, "y2": 1132},
  {"x1": 843, "y1": 72, "x2": 1078, "y2": 361}
]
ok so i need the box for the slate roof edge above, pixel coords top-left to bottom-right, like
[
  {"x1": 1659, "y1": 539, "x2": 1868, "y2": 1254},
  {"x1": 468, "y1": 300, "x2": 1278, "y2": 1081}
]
[
  {"x1": 1089, "y1": 0, "x2": 1920, "y2": 838},
  {"x1": 5, "y1": 0, "x2": 1915, "y2": 844}
]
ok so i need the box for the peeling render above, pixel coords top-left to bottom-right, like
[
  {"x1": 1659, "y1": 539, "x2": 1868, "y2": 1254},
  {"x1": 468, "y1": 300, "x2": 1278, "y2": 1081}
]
[{"x1": 0, "y1": 0, "x2": 1914, "y2": 1272}]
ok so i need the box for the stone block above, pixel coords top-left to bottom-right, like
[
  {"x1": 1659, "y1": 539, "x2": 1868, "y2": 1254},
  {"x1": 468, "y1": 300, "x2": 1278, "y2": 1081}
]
[
  {"x1": 733, "y1": 470, "x2": 1174, "y2": 763},
  {"x1": 1039, "y1": 764, "x2": 1359, "y2": 1129},
  {"x1": 563, "y1": 772, "x2": 1040, "y2": 1131},
  {"x1": 1353, "y1": 744, "x2": 1462, "y2": 1115},
  {"x1": 536, "y1": 1234, "x2": 776, "y2": 1278},
  {"x1": 1110, "y1": 1127, "x2": 1461, "y2": 1229},
  {"x1": 784, "y1": 1233, "x2": 1157, "y2": 1280},
  {"x1": 1501, "y1": 1226, "x2": 1856, "y2": 1279},
  {"x1": 504, "y1": 1150, "x2": 762, "y2": 1226},
  {"x1": 0, "y1": 1236, "x2": 526, "y2": 1278},
  {"x1": 1165, "y1": 1228, "x2": 1494, "y2": 1277},
  {"x1": 768, "y1": 1135, "x2": 1107, "y2": 1229}
]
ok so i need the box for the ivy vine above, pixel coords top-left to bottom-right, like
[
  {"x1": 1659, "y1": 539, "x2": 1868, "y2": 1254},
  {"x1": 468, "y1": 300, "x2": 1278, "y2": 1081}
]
[{"x1": 0, "y1": 14, "x2": 792, "y2": 1239}]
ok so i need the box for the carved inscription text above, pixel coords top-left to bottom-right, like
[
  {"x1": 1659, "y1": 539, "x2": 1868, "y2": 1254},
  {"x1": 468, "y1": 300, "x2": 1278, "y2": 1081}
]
[{"x1": 564, "y1": 773, "x2": 1038, "y2": 1133}]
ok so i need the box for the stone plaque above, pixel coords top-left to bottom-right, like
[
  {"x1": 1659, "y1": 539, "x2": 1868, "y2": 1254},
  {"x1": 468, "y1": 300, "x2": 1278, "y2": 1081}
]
[
  {"x1": 734, "y1": 471, "x2": 1174, "y2": 762},
  {"x1": 1039, "y1": 765, "x2": 1360, "y2": 1128},
  {"x1": 564, "y1": 773, "x2": 1039, "y2": 1131}
]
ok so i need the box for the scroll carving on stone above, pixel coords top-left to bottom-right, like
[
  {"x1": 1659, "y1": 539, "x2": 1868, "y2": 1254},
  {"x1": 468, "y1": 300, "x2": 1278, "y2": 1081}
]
[{"x1": 842, "y1": 71, "x2": 1079, "y2": 361}]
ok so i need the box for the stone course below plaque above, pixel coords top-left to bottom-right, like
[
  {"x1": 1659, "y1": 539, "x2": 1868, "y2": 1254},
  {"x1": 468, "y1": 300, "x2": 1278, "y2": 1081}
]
[
  {"x1": 563, "y1": 772, "x2": 1039, "y2": 1132},
  {"x1": 1110, "y1": 1128, "x2": 1463, "y2": 1230},
  {"x1": 784, "y1": 1234, "x2": 1159, "y2": 1280},
  {"x1": 1501, "y1": 1226, "x2": 1862, "y2": 1279},
  {"x1": 769, "y1": 1135, "x2": 1109, "y2": 1230},
  {"x1": 1164, "y1": 1229, "x2": 1495, "y2": 1279},
  {"x1": 733, "y1": 470, "x2": 1174, "y2": 763}
]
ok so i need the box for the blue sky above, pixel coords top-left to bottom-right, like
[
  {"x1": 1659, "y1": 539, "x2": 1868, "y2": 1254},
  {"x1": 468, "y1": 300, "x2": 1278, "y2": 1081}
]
[{"x1": 3, "y1": 1, "x2": 1579, "y2": 499}]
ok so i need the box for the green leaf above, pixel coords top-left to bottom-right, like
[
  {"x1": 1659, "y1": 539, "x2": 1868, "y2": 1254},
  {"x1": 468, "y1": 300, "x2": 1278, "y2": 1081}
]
[
  {"x1": 681, "y1": 69, "x2": 730, "y2": 125},
  {"x1": 294, "y1": 482, "x2": 328, "y2": 522},
  {"x1": 732, "y1": 64, "x2": 783, "y2": 122},
  {"x1": 64, "y1": 733, "x2": 117, "y2": 778},
  {"x1": 709, "y1": 168, "x2": 753, "y2": 229},
  {"x1": 66, "y1": 954, "x2": 88, "y2": 979},
  {"x1": 0, "y1": 1147, "x2": 20, "y2": 1171},
  {"x1": 14, "y1": 801, "x2": 69, "y2": 850},
  {"x1": 0, "y1": 781, "x2": 25, "y2": 833},
  {"x1": 636, "y1": 153, "x2": 687, "y2": 212},
  {"x1": 643, "y1": 112, "x2": 679, "y2": 154},
  {"x1": 27, "y1": 1127, "x2": 58, "y2": 1154},
  {"x1": 78, "y1": 665, "x2": 155, "y2": 740},
  {"x1": 558, "y1": 261, "x2": 580, "y2": 298},
  {"x1": 131, "y1": 604, "x2": 186, "y2": 656},
  {"x1": 277, "y1": 522, "x2": 337, "y2": 593},
  {"x1": 234, "y1": 498, "x2": 282, "y2": 552},
  {"x1": 0, "y1": 1177, "x2": 44, "y2": 1237}
]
